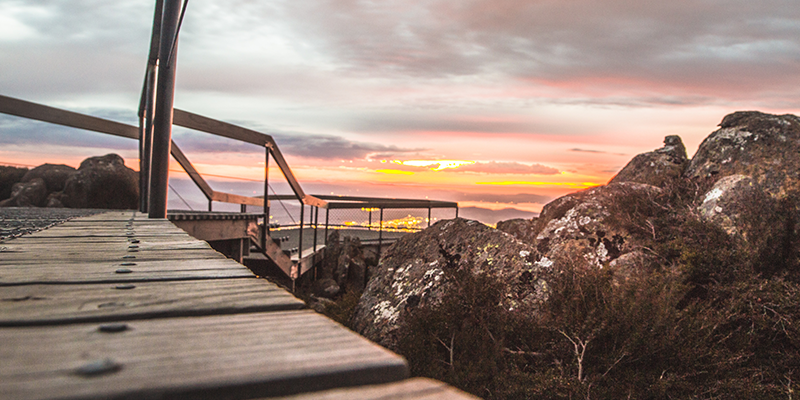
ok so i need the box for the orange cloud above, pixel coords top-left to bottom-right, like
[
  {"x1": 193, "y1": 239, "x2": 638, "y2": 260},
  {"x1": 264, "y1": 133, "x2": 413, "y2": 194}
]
[
  {"x1": 476, "y1": 181, "x2": 600, "y2": 189},
  {"x1": 375, "y1": 169, "x2": 415, "y2": 175}
]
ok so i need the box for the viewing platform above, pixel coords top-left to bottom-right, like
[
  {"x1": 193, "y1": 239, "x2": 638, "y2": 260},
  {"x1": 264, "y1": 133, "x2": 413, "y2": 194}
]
[{"x1": 0, "y1": 210, "x2": 477, "y2": 399}]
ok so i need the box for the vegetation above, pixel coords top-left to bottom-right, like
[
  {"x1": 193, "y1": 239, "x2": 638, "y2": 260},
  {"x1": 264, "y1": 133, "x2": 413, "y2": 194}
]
[{"x1": 393, "y1": 179, "x2": 800, "y2": 399}]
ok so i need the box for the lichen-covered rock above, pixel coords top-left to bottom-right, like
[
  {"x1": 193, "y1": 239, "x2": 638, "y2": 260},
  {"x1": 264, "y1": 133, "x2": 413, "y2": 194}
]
[
  {"x1": 0, "y1": 178, "x2": 48, "y2": 207},
  {"x1": 697, "y1": 175, "x2": 765, "y2": 237},
  {"x1": 530, "y1": 182, "x2": 663, "y2": 274},
  {"x1": 0, "y1": 165, "x2": 28, "y2": 201},
  {"x1": 496, "y1": 218, "x2": 538, "y2": 243},
  {"x1": 610, "y1": 135, "x2": 688, "y2": 187},
  {"x1": 21, "y1": 163, "x2": 76, "y2": 193},
  {"x1": 687, "y1": 112, "x2": 800, "y2": 242},
  {"x1": 58, "y1": 154, "x2": 139, "y2": 209},
  {"x1": 686, "y1": 111, "x2": 800, "y2": 197},
  {"x1": 351, "y1": 218, "x2": 542, "y2": 351}
]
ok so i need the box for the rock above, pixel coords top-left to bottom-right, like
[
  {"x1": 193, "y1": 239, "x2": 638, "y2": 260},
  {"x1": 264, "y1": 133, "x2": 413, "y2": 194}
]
[
  {"x1": 311, "y1": 278, "x2": 341, "y2": 299},
  {"x1": 686, "y1": 111, "x2": 800, "y2": 196},
  {"x1": 59, "y1": 154, "x2": 139, "y2": 209},
  {"x1": 696, "y1": 175, "x2": 764, "y2": 237},
  {"x1": 610, "y1": 135, "x2": 688, "y2": 187},
  {"x1": 0, "y1": 166, "x2": 28, "y2": 201},
  {"x1": 496, "y1": 218, "x2": 538, "y2": 243},
  {"x1": 21, "y1": 164, "x2": 76, "y2": 192},
  {"x1": 337, "y1": 236, "x2": 367, "y2": 291},
  {"x1": 529, "y1": 182, "x2": 663, "y2": 274},
  {"x1": 0, "y1": 178, "x2": 48, "y2": 207},
  {"x1": 686, "y1": 112, "x2": 800, "y2": 243},
  {"x1": 351, "y1": 218, "x2": 543, "y2": 351},
  {"x1": 319, "y1": 231, "x2": 369, "y2": 292}
]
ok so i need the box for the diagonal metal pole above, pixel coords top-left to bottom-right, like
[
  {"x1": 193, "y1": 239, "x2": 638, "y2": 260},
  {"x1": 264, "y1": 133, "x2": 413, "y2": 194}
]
[{"x1": 149, "y1": 0, "x2": 182, "y2": 218}]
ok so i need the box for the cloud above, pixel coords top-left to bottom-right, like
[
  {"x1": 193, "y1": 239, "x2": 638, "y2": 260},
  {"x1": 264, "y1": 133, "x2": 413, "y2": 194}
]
[
  {"x1": 458, "y1": 161, "x2": 559, "y2": 175},
  {"x1": 171, "y1": 126, "x2": 426, "y2": 161},
  {"x1": 456, "y1": 192, "x2": 552, "y2": 205},
  {"x1": 569, "y1": 148, "x2": 606, "y2": 154}
]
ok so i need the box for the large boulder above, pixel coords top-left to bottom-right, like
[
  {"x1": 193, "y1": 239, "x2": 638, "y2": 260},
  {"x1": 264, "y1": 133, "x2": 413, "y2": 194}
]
[
  {"x1": 318, "y1": 231, "x2": 369, "y2": 293},
  {"x1": 686, "y1": 111, "x2": 800, "y2": 196},
  {"x1": 57, "y1": 154, "x2": 139, "y2": 209},
  {"x1": 686, "y1": 111, "x2": 800, "y2": 243},
  {"x1": 351, "y1": 218, "x2": 543, "y2": 351},
  {"x1": 529, "y1": 182, "x2": 662, "y2": 275},
  {"x1": 21, "y1": 164, "x2": 76, "y2": 193},
  {"x1": 610, "y1": 135, "x2": 688, "y2": 187},
  {"x1": 495, "y1": 218, "x2": 538, "y2": 243},
  {"x1": 0, "y1": 165, "x2": 28, "y2": 201},
  {"x1": 0, "y1": 178, "x2": 48, "y2": 207}
]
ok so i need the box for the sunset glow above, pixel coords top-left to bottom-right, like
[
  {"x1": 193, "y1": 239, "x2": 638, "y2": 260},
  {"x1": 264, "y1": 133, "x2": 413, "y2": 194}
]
[{"x1": 1, "y1": 1, "x2": 797, "y2": 223}]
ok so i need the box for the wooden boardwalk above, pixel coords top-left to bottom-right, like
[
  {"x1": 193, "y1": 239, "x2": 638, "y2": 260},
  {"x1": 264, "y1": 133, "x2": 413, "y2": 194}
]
[{"x1": 0, "y1": 211, "x2": 477, "y2": 400}]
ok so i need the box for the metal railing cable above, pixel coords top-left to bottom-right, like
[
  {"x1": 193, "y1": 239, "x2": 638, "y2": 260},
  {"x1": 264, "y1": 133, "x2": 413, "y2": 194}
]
[{"x1": 168, "y1": 183, "x2": 194, "y2": 210}]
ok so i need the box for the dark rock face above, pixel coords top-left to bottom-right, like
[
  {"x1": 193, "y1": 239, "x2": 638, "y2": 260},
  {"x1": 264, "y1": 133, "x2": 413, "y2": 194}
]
[
  {"x1": 319, "y1": 231, "x2": 369, "y2": 293},
  {"x1": 495, "y1": 218, "x2": 537, "y2": 243},
  {"x1": 351, "y1": 218, "x2": 543, "y2": 351},
  {"x1": 311, "y1": 278, "x2": 341, "y2": 299},
  {"x1": 0, "y1": 178, "x2": 48, "y2": 207},
  {"x1": 59, "y1": 154, "x2": 139, "y2": 209},
  {"x1": 0, "y1": 166, "x2": 28, "y2": 201},
  {"x1": 21, "y1": 164, "x2": 76, "y2": 193},
  {"x1": 610, "y1": 135, "x2": 688, "y2": 187}
]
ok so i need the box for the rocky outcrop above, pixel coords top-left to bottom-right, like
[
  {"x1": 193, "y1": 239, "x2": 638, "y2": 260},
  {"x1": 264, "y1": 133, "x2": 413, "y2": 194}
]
[
  {"x1": 318, "y1": 231, "x2": 369, "y2": 295},
  {"x1": 0, "y1": 178, "x2": 48, "y2": 207},
  {"x1": 528, "y1": 181, "x2": 662, "y2": 275},
  {"x1": 21, "y1": 164, "x2": 76, "y2": 193},
  {"x1": 53, "y1": 154, "x2": 138, "y2": 209},
  {"x1": 0, "y1": 155, "x2": 138, "y2": 210},
  {"x1": 686, "y1": 111, "x2": 800, "y2": 195},
  {"x1": 687, "y1": 112, "x2": 800, "y2": 241},
  {"x1": 496, "y1": 218, "x2": 537, "y2": 243},
  {"x1": 351, "y1": 218, "x2": 543, "y2": 351},
  {"x1": 610, "y1": 135, "x2": 688, "y2": 187},
  {"x1": 0, "y1": 166, "x2": 28, "y2": 201}
]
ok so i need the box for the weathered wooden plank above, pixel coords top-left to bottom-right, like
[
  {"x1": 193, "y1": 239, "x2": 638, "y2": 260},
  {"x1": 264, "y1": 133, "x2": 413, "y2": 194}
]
[
  {"x1": 0, "y1": 278, "x2": 304, "y2": 326},
  {"x1": 271, "y1": 378, "x2": 479, "y2": 400},
  {"x1": 0, "y1": 258, "x2": 254, "y2": 285},
  {"x1": 0, "y1": 249, "x2": 226, "y2": 264},
  {"x1": 0, "y1": 311, "x2": 409, "y2": 400},
  {"x1": 0, "y1": 239, "x2": 213, "y2": 250}
]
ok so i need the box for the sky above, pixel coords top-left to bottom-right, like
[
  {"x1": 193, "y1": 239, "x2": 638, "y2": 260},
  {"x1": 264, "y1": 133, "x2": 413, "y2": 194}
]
[{"x1": 1, "y1": 0, "x2": 799, "y2": 223}]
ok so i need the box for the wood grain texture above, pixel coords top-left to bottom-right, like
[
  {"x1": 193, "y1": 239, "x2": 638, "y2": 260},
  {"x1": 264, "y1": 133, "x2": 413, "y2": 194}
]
[
  {"x1": 0, "y1": 278, "x2": 305, "y2": 326},
  {"x1": 0, "y1": 258, "x2": 254, "y2": 285},
  {"x1": 0, "y1": 311, "x2": 409, "y2": 400},
  {"x1": 271, "y1": 378, "x2": 479, "y2": 400}
]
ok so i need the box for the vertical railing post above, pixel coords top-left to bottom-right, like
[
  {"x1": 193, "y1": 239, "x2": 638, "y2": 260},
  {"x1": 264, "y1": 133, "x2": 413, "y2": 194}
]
[
  {"x1": 368, "y1": 209, "x2": 372, "y2": 230},
  {"x1": 455, "y1": 206, "x2": 459, "y2": 219},
  {"x1": 298, "y1": 202, "x2": 305, "y2": 261},
  {"x1": 325, "y1": 208, "x2": 329, "y2": 247},
  {"x1": 427, "y1": 207, "x2": 431, "y2": 228},
  {"x1": 148, "y1": 0, "x2": 182, "y2": 218},
  {"x1": 313, "y1": 206, "x2": 319, "y2": 253},
  {"x1": 261, "y1": 148, "x2": 269, "y2": 253},
  {"x1": 378, "y1": 208, "x2": 384, "y2": 256}
]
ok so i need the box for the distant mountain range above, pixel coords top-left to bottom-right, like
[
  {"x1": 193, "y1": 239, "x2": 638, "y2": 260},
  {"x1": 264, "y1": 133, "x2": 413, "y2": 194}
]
[{"x1": 457, "y1": 206, "x2": 537, "y2": 225}]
